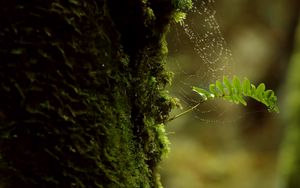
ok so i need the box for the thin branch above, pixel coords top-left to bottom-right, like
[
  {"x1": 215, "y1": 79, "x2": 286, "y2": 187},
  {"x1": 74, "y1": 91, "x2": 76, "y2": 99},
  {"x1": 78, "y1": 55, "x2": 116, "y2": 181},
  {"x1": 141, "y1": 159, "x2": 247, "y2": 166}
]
[{"x1": 166, "y1": 102, "x2": 201, "y2": 123}]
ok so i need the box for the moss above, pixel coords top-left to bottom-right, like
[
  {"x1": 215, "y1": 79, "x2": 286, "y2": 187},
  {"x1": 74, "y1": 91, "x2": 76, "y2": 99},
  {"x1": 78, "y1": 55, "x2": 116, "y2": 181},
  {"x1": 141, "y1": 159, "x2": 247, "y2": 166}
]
[
  {"x1": 0, "y1": 0, "x2": 191, "y2": 187},
  {"x1": 171, "y1": 0, "x2": 193, "y2": 10}
]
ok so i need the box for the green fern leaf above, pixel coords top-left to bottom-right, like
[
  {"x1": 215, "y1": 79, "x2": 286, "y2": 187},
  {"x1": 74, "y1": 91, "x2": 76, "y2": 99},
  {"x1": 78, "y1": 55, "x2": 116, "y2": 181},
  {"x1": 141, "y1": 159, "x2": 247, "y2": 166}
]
[
  {"x1": 209, "y1": 84, "x2": 217, "y2": 94},
  {"x1": 232, "y1": 76, "x2": 241, "y2": 94},
  {"x1": 215, "y1": 80, "x2": 225, "y2": 96},
  {"x1": 193, "y1": 76, "x2": 279, "y2": 113},
  {"x1": 192, "y1": 87, "x2": 210, "y2": 101},
  {"x1": 256, "y1": 83, "x2": 265, "y2": 98},
  {"x1": 223, "y1": 76, "x2": 233, "y2": 95},
  {"x1": 242, "y1": 78, "x2": 251, "y2": 95},
  {"x1": 236, "y1": 95, "x2": 247, "y2": 106}
]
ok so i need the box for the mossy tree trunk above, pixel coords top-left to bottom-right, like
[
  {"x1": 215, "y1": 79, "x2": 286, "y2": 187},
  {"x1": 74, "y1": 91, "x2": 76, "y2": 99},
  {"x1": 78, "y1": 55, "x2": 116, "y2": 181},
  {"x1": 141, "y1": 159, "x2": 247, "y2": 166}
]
[
  {"x1": 279, "y1": 16, "x2": 300, "y2": 188},
  {"x1": 0, "y1": 0, "x2": 186, "y2": 187}
]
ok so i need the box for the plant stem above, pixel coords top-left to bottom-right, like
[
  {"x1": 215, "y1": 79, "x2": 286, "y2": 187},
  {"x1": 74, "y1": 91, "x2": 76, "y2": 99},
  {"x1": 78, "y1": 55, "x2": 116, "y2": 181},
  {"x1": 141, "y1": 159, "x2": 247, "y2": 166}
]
[{"x1": 166, "y1": 103, "x2": 201, "y2": 122}]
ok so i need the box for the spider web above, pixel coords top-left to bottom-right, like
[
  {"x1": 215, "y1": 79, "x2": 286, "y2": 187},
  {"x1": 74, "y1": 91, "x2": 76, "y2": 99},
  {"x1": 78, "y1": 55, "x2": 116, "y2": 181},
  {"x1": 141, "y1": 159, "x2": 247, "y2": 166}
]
[{"x1": 167, "y1": 0, "x2": 236, "y2": 123}]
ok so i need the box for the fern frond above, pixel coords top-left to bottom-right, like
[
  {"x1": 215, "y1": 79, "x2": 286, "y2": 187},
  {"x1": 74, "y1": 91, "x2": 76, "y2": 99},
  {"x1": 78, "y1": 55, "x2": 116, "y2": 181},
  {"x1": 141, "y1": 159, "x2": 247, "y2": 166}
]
[{"x1": 192, "y1": 76, "x2": 279, "y2": 113}]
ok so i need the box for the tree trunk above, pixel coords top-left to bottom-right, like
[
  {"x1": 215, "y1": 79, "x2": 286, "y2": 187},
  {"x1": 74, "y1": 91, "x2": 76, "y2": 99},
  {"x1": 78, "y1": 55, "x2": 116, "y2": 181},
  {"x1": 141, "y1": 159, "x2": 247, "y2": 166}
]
[
  {"x1": 0, "y1": 0, "x2": 185, "y2": 187},
  {"x1": 279, "y1": 15, "x2": 300, "y2": 188}
]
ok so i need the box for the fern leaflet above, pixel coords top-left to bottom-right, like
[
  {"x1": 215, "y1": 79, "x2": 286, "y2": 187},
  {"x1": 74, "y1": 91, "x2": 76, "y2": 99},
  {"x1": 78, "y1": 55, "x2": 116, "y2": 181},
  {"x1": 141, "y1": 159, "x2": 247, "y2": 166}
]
[{"x1": 192, "y1": 76, "x2": 279, "y2": 113}]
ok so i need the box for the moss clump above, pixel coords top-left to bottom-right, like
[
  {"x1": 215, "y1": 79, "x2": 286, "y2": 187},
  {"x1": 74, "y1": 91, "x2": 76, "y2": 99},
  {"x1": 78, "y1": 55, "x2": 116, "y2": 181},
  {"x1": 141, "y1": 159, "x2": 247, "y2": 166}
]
[{"x1": 172, "y1": 0, "x2": 193, "y2": 10}]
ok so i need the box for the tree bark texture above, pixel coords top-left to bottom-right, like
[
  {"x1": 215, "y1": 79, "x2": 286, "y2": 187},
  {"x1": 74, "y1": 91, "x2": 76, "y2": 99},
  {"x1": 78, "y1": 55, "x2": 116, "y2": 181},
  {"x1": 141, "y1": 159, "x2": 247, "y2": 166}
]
[{"x1": 0, "y1": 0, "x2": 186, "y2": 187}]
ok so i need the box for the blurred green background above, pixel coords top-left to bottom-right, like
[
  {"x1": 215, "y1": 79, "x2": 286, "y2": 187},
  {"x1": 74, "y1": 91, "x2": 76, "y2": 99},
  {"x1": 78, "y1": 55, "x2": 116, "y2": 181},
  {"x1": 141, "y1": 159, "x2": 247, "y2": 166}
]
[{"x1": 161, "y1": 0, "x2": 300, "y2": 187}]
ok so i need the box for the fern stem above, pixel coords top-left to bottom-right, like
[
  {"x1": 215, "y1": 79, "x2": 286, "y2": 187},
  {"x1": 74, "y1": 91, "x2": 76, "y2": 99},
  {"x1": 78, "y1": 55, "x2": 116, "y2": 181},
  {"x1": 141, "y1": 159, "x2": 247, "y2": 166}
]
[{"x1": 167, "y1": 103, "x2": 201, "y2": 122}]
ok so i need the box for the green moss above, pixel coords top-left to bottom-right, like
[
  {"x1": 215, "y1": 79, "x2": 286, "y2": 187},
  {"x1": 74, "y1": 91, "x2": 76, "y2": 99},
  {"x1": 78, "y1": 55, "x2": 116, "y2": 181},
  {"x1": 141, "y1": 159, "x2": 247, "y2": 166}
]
[
  {"x1": 0, "y1": 0, "x2": 182, "y2": 187},
  {"x1": 170, "y1": 0, "x2": 193, "y2": 26},
  {"x1": 172, "y1": 0, "x2": 193, "y2": 10}
]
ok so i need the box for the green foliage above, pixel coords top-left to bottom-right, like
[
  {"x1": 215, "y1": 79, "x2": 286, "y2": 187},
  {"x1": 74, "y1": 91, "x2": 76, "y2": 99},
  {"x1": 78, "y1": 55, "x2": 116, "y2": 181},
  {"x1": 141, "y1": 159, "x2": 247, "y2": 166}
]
[
  {"x1": 171, "y1": 0, "x2": 193, "y2": 25},
  {"x1": 172, "y1": 0, "x2": 193, "y2": 10},
  {"x1": 173, "y1": 12, "x2": 187, "y2": 25},
  {"x1": 192, "y1": 76, "x2": 279, "y2": 113}
]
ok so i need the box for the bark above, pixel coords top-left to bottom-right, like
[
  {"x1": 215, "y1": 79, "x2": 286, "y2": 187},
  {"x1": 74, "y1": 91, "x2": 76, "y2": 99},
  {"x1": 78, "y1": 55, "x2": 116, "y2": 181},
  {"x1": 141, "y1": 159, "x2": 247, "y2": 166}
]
[{"x1": 0, "y1": 0, "x2": 185, "y2": 187}]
